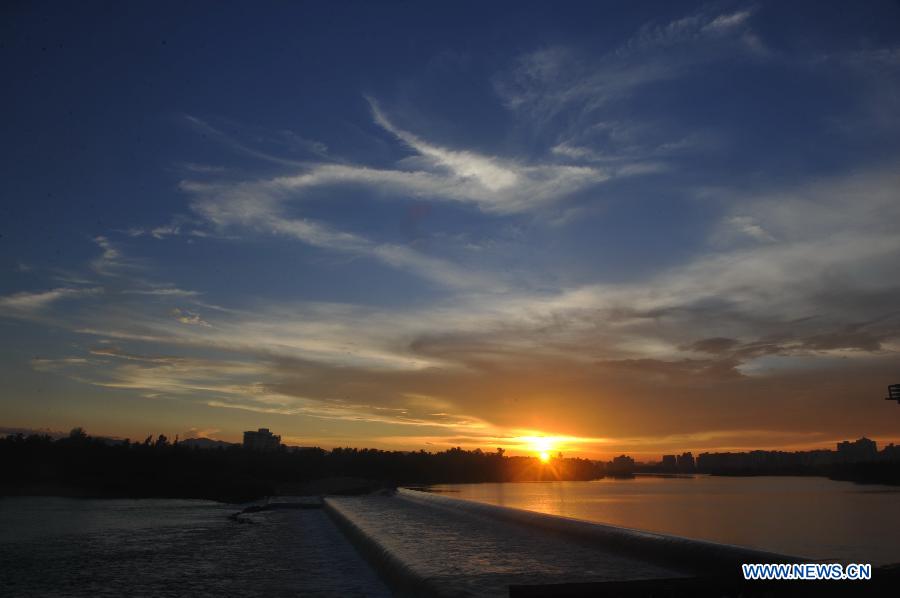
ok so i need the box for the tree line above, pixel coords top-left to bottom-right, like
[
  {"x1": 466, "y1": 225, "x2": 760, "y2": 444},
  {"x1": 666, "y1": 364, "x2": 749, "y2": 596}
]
[{"x1": 1, "y1": 429, "x2": 605, "y2": 502}]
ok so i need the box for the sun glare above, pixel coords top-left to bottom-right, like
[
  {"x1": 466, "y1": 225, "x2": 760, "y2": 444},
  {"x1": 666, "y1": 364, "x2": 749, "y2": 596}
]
[
  {"x1": 528, "y1": 436, "x2": 556, "y2": 463},
  {"x1": 513, "y1": 434, "x2": 595, "y2": 462}
]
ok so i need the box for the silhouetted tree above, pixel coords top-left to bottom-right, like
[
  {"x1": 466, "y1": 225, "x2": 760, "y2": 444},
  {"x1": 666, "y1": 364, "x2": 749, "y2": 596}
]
[{"x1": 0, "y1": 430, "x2": 608, "y2": 502}]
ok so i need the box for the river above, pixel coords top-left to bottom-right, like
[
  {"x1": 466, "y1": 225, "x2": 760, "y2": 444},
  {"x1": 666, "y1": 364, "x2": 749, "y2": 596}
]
[{"x1": 429, "y1": 475, "x2": 900, "y2": 565}]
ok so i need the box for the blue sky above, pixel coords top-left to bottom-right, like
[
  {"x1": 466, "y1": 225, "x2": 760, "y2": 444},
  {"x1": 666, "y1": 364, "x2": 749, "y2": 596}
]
[{"x1": 2, "y1": 1, "x2": 900, "y2": 457}]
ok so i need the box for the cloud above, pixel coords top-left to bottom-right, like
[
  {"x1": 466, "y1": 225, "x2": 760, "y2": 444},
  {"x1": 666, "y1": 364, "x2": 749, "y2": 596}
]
[
  {"x1": 123, "y1": 214, "x2": 216, "y2": 240},
  {"x1": 90, "y1": 236, "x2": 144, "y2": 275},
  {"x1": 183, "y1": 115, "x2": 328, "y2": 165},
  {"x1": 187, "y1": 105, "x2": 609, "y2": 216},
  {"x1": 191, "y1": 192, "x2": 499, "y2": 290},
  {"x1": 179, "y1": 162, "x2": 227, "y2": 174},
  {"x1": 171, "y1": 308, "x2": 211, "y2": 327},
  {"x1": 705, "y1": 10, "x2": 754, "y2": 32},
  {"x1": 720, "y1": 216, "x2": 776, "y2": 243},
  {"x1": 66, "y1": 164, "x2": 900, "y2": 381},
  {"x1": 367, "y1": 96, "x2": 520, "y2": 192},
  {"x1": 493, "y1": 6, "x2": 766, "y2": 164},
  {"x1": 90, "y1": 236, "x2": 123, "y2": 274},
  {"x1": 19, "y1": 161, "x2": 900, "y2": 455},
  {"x1": 177, "y1": 95, "x2": 648, "y2": 290},
  {"x1": 687, "y1": 337, "x2": 740, "y2": 355},
  {"x1": 124, "y1": 287, "x2": 200, "y2": 297},
  {"x1": 33, "y1": 348, "x2": 492, "y2": 436},
  {"x1": 0, "y1": 287, "x2": 101, "y2": 316},
  {"x1": 627, "y1": 8, "x2": 758, "y2": 51}
]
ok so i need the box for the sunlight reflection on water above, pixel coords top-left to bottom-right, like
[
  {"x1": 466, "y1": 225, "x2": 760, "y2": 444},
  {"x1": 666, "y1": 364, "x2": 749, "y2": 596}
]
[{"x1": 430, "y1": 475, "x2": 900, "y2": 564}]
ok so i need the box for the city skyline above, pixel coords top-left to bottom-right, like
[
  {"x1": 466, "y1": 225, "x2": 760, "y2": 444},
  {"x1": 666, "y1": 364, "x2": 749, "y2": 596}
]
[
  {"x1": 6, "y1": 423, "x2": 896, "y2": 463},
  {"x1": 3, "y1": 1, "x2": 900, "y2": 460}
]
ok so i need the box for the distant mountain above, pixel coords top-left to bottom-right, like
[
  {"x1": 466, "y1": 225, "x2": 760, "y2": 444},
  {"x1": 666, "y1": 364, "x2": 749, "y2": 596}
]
[{"x1": 179, "y1": 437, "x2": 237, "y2": 449}]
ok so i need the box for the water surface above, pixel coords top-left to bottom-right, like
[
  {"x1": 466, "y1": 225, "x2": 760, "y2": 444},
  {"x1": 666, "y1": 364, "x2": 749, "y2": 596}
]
[
  {"x1": 430, "y1": 475, "x2": 900, "y2": 565},
  {"x1": 0, "y1": 497, "x2": 389, "y2": 597}
]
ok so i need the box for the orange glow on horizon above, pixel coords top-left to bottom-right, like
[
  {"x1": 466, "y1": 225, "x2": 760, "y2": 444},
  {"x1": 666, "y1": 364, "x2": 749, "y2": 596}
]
[{"x1": 525, "y1": 436, "x2": 556, "y2": 462}]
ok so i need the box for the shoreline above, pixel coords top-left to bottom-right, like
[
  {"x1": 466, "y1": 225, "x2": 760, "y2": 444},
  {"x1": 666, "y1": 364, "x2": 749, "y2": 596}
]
[{"x1": 4, "y1": 468, "x2": 899, "y2": 505}]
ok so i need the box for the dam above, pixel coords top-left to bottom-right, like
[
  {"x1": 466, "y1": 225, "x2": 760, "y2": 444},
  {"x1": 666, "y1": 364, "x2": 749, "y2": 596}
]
[{"x1": 323, "y1": 488, "x2": 808, "y2": 597}]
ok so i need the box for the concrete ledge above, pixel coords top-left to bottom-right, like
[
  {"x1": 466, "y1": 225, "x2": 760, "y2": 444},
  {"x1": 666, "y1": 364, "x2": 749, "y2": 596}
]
[
  {"x1": 324, "y1": 497, "x2": 458, "y2": 598},
  {"x1": 398, "y1": 487, "x2": 807, "y2": 573}
]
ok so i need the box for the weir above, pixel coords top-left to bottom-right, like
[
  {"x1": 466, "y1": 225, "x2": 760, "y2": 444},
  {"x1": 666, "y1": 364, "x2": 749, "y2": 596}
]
[{"x1": 324, "y1": 488, "x2": 807, "y2": 598}]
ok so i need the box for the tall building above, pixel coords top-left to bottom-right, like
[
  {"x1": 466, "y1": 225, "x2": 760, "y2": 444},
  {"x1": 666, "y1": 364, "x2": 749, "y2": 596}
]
[
  {"x1": 661, "y1": 454, "x2": 677, "y2": 471},
  {"x1": 243, "y1": 428, "x2": 281, "y2": 451},
  {"x1": 608, "y1": 454, "x2": 635, "y2": 477},
  {"x1": 676, "y1": 451, "x2": 696, "y2": 472},
  {"x1": 836, "y1": 437, "x2": 877, "y2": 463}
]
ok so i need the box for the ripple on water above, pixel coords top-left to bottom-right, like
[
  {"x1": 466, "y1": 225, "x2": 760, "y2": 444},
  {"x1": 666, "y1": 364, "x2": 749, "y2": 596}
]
[{"x1": 0, "y1": 497, "x2": 390, "y2": 597}]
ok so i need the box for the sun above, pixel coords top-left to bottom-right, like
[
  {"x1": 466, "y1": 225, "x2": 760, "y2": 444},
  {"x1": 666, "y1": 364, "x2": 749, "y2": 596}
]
[
  {"x1": 529, "y1": 437, "x2": 555, "y2": 463},
  {"x1": 515, "y1": 434, "x2": 571, "y2": 463}
]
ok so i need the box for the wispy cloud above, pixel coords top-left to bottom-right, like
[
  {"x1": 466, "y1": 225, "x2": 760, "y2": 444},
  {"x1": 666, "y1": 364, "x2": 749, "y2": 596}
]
[
  {"x1": 171, "y1": 307, "x2": 211, "y2": 327},
  {"x1": 178, "y1": 95, "x2": 640, "y2": 289},
  {"x1": 496, "y1": 6, "x2": 765, "y2": 119},
  {"x1": 493, "y1": 6, "x2": 766, "y2": 170},
  {"x1": 124, "y1": 287, "x2": 200, "y2": 297},
  {"x1": 190, "y1": 191, "x2": 499, "y2": 290},
  {"x1": 0, "y1": 287, "x2": 101, "y2": 316},
  {"x1": 183, "y1": 114, "x2": 329, "y2": 165},
  {"x1": 33, "y1": 163, "x2": 900, "y2": 372},
  {"x1": 32, "y1": 348, "x2": 492, "y2": 436},
  {"x1": 123, "y1": 214, "x2": 212, "y2": 240},
  {"x1": 90, "y1": 235, "x2": 145, "y2": 275},
  {"x1": 187, "y1": 104, "x2": 610, "y2": 215}
]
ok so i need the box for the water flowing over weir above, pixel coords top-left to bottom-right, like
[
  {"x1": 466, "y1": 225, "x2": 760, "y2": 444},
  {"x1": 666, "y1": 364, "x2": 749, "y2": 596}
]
[
  {"x1": 0, "y1": 497, "x2": 392, "y2": 597},
  {"x1": 324, "y1": 488, "x2": 806, "y2": 598}
]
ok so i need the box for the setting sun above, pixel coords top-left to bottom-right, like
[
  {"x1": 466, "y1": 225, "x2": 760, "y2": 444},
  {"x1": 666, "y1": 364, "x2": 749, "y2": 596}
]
[{"x1": 527, "y1": 436, "x2": 555, "y2": 463}]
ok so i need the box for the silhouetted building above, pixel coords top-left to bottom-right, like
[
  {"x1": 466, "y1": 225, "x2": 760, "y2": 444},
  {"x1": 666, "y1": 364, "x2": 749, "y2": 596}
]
[
  {"x1": 803, "y1": 449, "x2": 837, "y2": 466},
  {"x1": 696, "y1": 437, "x2": 882, "y2": 472},
  {"x1": 696, "y1": 449, "x2": 820, "y2": 471},
  {"x1": 243, "y1": 428, "x2": 281, "y2": 451},
  {"x1": 676, "y1": 452, "x2": 695, "y2": 472},
  {"x1": 881, "y1": 443, "x2": 900, "y2": 462},
  {"x1": 608, "y1": 454, "x2": 635, "y2": 477},
  {"x1": 836, "y1": 437, "x2": 877, "y2": 463},
  {"x1": 661, "y1": 455, "x2": 677, "y2": 471}
]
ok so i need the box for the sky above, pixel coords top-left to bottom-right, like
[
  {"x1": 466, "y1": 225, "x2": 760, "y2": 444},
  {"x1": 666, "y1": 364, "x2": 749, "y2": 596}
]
[{"x1": 2, "y1": 0, "x2": 900, "y2": 459}]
